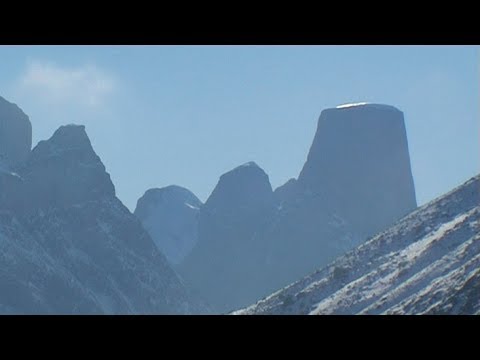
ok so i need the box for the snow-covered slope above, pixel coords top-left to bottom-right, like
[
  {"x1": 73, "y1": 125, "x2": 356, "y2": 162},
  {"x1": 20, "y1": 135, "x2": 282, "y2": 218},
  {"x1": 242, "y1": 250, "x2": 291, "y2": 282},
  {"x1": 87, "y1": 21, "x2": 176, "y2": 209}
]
[{"x1": 234, "y1": 174, "x2": 480, "y2": 315}]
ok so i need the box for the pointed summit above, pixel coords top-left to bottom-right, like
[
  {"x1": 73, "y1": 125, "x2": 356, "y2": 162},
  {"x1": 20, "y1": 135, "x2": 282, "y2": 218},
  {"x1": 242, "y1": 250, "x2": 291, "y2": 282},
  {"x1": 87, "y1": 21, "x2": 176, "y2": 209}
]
[
  {"x1": 179, "y1": 162, "x2": 275, "y2": 313},
  {"x1": 21, "y1": 124, "x2": 115, "y2": 210},
  {"x1": 208, "y1": 161, "x2": 272, "y2": 216},
  {"x1": 43, "y1": 124, "x2": 92, "y2": 150}
]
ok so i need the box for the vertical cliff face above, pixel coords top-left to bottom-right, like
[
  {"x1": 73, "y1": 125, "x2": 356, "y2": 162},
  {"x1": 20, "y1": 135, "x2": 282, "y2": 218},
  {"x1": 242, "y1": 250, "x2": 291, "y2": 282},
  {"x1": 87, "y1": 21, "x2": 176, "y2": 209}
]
[
  {"x1": 261, "y1": 103, "x2": 418, "y2": 293},
  {"x1": 134, "y1": 185, "x2": 202, "y2": 265},
  {"x1": 0, "y1": 96, "x2": 32, "y2": 168},
  {"x1": 298, "y1": 103, "x2": 417, "y2": 237},
  {"x1": 179, "y1": 162, "x2": 275, "y2": 313}
]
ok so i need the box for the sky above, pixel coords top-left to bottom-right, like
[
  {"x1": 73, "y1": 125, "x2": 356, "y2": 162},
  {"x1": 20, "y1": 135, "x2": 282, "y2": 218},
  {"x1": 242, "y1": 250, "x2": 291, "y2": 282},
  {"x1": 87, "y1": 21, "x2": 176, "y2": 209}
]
[{"x1": 0, "y1": 45, "x2": 478, "y2": 211}]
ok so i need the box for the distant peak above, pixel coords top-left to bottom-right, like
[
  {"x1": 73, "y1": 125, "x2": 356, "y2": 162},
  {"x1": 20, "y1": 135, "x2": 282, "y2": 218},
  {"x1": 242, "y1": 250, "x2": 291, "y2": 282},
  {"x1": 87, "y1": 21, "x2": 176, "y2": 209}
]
[
  {"x1": 222, "y1": 161, "x2": 267, "y2": 178},
  {"x1": 240, "y1": 161, "x2": 259, "y2": 168},
  {"x1": 47, "y1": 124, "x2": 91, "y2": 149},
  {"x1": 143, "y1": 185, "x2": 201, "y2": 200},
  {"x1": 135, "y1": 185, "x2": 202, "y2": 219},
  {"x1": 54, "y1": 124, "x2": 86, "y2": 134},
  {"x1": 29, "y1": 123, "x2": 98, "y2": 167}
]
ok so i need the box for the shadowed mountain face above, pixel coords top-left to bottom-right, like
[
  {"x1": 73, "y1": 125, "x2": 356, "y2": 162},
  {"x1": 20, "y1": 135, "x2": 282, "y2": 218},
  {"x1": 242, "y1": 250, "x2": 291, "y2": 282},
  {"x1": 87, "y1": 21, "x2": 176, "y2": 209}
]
[
  {"x1": 0, "y1": 100, "x2": 205, "y2": 314},
  {"x1": 135, "y1": 186, "x2": 202, "y2": 265},
  {"x1": 0, "y1": 96, "x2": 32, "y2": 168},
  {"x1": 17, "y1": 125, "x2": 115, "y2": 213},
  {"x1": 235, "y1": 175, "x2": 480, "y2": 315},
  {"x1": 179, "y1": 162, "x2": 275, "y2": 313},
  {"x1": 298, "y1": 104, "x2": 416, "y2": 236}
]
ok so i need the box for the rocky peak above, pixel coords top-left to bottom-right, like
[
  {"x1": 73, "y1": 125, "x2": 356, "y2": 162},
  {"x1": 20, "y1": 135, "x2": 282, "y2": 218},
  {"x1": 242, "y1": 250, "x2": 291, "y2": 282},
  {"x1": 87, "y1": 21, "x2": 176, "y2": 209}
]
[
  {"x1": 36, "y1": 124, "x2": 92, "y2": 151},
  {"x1": 0, "y1": 96, "x2": 32, "y2": 167},
  {"x1": 205, "y1": 161, "x2": 273, "y2": 218},
  {"x1": 179, "y1": 162, "x2": 276, "y2": 313},
  {"x1": 135, "y1": 185, "x2": 202, "y2": 219},
  {"x1": 135, "y1": 185, "x2": 202, "y2": 265},
  {"x1": 19, "y1": 124, "x2": 115, "y2": 211}
]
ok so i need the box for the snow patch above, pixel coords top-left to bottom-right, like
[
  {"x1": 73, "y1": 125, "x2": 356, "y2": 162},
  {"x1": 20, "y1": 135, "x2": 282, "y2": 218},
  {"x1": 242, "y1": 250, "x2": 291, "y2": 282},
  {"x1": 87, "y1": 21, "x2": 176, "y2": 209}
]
[
  {"x1": 185, "y1": 202, "x2": 199, "y2": 210},
  {"x1": 336, "y1": 102, "x2": 369, "y2": 109}
]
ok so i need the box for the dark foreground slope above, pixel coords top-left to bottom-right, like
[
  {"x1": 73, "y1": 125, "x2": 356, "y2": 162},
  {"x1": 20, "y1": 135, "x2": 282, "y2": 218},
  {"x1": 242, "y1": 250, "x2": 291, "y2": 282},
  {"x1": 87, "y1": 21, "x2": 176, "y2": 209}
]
[{"x1": 234, "y1": 174, "x2": 480, "y2": 315}]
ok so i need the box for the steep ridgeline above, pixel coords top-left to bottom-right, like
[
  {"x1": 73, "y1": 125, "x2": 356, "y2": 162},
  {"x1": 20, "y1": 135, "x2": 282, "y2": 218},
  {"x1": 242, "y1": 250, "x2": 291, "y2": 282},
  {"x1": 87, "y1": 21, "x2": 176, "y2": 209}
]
[
  {"x1": 260, "y1": 103, "x2": 418, "y2": 293},
  {"x1": 234, "y1": 175, "x2": 480, "y2": 315},
  {"x1": 179, "y1": 162, "x2": 275, "y2": 313},
  {"x1": 0, "y1": 109, "x2": 205, "y2": 313},
  {"x1": 0, "y1": 96, "x2": 32, "y2": 168},
  {"x1": 134, "y1": 186, "x2": 202, "y2": 265}
]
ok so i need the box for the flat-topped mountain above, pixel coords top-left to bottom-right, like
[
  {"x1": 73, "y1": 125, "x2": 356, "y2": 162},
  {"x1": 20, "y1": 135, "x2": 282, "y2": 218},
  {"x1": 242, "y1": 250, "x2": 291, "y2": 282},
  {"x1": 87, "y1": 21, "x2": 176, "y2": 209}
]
[{"x1": 260, "y1": 103, "x2": 418, "y2": 294}]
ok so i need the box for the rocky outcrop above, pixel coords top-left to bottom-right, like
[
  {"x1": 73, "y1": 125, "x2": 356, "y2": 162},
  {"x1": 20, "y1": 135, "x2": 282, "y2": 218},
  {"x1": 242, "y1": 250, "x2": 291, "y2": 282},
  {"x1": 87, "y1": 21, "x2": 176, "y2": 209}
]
[
  {"x1": 179, "y1": 161, "x2": 275, "y2": 313},
  {"x1": 135, "y1": 185, "x2": 202, "y2": 265},
  {"x1": 273, "y1": 178, "x2": 298, "y2": 206},
  {"x1": 18, "y1": 124, "x2": 115, "y2": 213},
  {"x1": 0, "y1": 96, "x2": 32, "y2": 168}
]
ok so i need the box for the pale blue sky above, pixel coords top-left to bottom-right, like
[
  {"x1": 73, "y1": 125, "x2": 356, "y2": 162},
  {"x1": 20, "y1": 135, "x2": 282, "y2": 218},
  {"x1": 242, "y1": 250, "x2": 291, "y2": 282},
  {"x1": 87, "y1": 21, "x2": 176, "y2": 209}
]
[{"x1": 1, "y1": 45, "x2": 478, "y2": 210}]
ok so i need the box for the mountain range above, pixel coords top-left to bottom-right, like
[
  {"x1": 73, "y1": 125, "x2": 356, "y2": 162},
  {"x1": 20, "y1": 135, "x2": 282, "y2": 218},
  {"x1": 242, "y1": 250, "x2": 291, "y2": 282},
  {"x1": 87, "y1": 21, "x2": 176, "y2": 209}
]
[{"x1": 1, "y1": 94, "x2": 477, "y2": 315}]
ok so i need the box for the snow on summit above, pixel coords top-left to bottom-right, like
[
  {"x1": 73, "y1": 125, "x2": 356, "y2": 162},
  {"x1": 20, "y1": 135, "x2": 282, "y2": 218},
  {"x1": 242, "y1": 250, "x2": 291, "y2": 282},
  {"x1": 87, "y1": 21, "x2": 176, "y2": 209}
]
[
  {"x1": 335, "y1": 103, "x2": 401, "y2": 112},
  {"x1": 336, "y1": 102, "x2": 370, "y2": 108}
]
